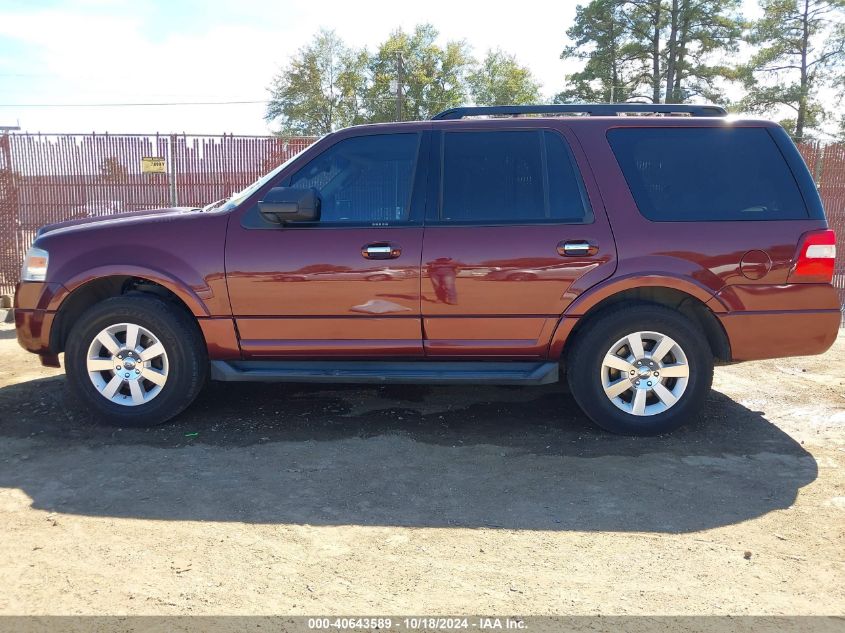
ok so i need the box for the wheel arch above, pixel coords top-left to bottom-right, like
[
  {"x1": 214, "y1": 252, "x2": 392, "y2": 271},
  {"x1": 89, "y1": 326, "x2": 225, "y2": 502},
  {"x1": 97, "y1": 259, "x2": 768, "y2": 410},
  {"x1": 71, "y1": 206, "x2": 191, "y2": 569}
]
[
  {"x1": 551, "y1": 282, "x2": 731, "y2": 364},
  {"x1": 49, "y1": 274, "x2": 204, "y2": 354}
]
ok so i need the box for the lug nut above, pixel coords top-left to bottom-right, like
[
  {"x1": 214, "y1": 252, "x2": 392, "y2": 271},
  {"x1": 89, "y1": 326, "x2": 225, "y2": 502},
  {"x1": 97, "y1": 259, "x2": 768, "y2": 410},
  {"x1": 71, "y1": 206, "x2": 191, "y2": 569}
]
[
  {"x1": 135, "y1": 369, "x2": 140, "y2": 374},
  {"x1": 647, "y1": 381, "x2": 652, "y2": 386},
  {"x1": 630, "y1": 370, "x2": 635, "y2": 375},
  {"x1": 635, "y1": 380, "x2": 641, "y2": 386},
  {"x1": 124, "y1": 373, "x2": 130, "y2": 378},
  {"x1": 116, "y1": 365, "x2": 121, "y2": 370},
  {"x1": 654, "y1": 371, "x2": 659, "y2": 377}
]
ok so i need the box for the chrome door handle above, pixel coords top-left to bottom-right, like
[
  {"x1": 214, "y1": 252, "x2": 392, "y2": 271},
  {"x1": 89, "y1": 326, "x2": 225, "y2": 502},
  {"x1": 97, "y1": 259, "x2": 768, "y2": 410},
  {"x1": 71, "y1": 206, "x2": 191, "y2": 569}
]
[
  {"x1": 362, "y1": 243, "x2": 401, "y2": 260},
  {"x1": 558, "y1": 240, "x2": 598, "y2": 257}
]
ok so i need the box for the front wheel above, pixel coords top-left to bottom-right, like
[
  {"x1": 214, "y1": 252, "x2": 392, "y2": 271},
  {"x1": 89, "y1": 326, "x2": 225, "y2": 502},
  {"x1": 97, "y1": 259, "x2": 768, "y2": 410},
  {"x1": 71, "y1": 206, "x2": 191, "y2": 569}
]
[
  {"x1": 65, "y1": 295, "x2": 208, "y2": 426},
  {"x1": 566, "y1": 304, "x2": 713, "y2": 435}
]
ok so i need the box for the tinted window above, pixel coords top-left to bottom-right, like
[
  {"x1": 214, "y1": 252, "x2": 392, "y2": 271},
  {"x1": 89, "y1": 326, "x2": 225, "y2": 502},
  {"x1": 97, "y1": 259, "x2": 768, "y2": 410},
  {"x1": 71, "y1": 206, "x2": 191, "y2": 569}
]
[
  {"x1": 290, "y1": 133, "x2": 419, "y2": 224},
  {"x1": 607, "y1": 127, "x2": 808, "y2": 221},
  {"x1": 546, "y1": 131, "x2": 593, "y2": 222},
  {"x1": 440, "y1": 130, "x2": 591, "y2": 223}
]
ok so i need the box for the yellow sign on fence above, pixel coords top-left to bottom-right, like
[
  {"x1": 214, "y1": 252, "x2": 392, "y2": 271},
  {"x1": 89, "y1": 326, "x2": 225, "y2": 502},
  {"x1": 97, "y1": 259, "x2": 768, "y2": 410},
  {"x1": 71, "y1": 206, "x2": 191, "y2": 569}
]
[{"x1": 141, "y1": 156, "x2": 166, "y2": 173}]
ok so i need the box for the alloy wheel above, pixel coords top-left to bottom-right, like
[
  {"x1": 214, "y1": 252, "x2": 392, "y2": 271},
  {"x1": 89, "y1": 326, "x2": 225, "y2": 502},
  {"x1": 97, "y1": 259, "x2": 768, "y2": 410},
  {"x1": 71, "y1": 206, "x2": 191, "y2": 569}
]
[
  {"x1": 600, "y1": 330, "x2": 690, "y2": 416},
  {"x1": 85, "y1": 322, "x2": 169, "y2": 406}
]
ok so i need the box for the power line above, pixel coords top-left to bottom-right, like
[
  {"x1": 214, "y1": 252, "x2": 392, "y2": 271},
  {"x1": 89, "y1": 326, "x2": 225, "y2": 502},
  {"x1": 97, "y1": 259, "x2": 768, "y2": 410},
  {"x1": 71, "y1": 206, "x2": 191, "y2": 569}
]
[
  {"x1": 0, "y1": 100, "x2": 270, "y2": 108},
  {"x1": 0, "y1": 96, "x2": 408, "y2": 108}
]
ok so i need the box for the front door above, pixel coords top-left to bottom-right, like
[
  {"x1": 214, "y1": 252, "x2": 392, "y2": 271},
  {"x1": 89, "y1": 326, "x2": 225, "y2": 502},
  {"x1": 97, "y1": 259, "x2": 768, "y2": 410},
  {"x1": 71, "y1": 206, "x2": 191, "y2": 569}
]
[
  {"x1": 421, "y1": 126, "x2": 616, "y2": 357},
  {"x1": 225, "y1": 131, "x2": 427, "y2": 358}
]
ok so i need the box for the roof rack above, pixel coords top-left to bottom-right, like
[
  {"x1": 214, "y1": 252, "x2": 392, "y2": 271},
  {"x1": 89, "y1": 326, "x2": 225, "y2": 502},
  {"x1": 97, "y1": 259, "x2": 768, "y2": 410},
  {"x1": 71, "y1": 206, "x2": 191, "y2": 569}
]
[{"x1": 431, "y1": 103, "x2": 728, "y2": 120}]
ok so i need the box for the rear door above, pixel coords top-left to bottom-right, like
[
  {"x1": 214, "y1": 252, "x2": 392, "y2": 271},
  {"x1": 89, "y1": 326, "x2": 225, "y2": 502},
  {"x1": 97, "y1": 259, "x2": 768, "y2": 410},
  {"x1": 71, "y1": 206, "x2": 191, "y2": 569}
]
[{"x1": 420, "y1": 125, "x2": 616, "y2": 358}]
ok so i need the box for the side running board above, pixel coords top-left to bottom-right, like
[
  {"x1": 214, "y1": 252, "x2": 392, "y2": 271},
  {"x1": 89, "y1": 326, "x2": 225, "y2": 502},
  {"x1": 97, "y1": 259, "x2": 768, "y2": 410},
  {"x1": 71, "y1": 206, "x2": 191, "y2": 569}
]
[{"x1": 209, "y1": 360, "x2": 559, "y2": 385}]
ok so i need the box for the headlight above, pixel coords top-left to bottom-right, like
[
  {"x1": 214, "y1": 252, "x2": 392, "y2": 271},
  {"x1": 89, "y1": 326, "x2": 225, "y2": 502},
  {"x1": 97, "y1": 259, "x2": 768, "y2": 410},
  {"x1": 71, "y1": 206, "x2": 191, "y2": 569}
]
[{"x1": 21, "y1": 246, "x2": 49, "y2": 281}]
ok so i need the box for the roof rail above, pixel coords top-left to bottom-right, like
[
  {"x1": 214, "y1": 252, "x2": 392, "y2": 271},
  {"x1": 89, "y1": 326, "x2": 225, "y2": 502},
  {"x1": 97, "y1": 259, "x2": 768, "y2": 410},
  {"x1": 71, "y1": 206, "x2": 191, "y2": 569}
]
[{"x1": 431, "y1": 103, "x2": 728, "y2": 120}]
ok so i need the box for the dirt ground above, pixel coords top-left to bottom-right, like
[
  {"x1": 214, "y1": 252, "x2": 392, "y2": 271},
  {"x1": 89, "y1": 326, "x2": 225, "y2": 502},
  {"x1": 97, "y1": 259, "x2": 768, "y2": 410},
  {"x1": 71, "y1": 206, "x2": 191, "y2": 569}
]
[{"x1": 0, "y1": 320, "x2": 843, "y2": 617}]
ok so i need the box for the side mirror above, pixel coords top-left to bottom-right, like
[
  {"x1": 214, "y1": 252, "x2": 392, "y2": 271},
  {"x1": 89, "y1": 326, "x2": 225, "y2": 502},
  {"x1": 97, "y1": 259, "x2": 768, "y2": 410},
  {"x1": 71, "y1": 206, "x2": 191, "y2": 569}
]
[{"x1": 258, "y1": 187, "x2": 321, "y2": 224}]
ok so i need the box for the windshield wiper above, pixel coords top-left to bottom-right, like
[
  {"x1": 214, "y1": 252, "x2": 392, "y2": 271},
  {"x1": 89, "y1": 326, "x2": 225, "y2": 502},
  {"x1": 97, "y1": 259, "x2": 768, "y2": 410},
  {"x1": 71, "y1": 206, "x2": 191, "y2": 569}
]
[{"x1": 201, "y1": 197, "x2": 231, "y2": 212}]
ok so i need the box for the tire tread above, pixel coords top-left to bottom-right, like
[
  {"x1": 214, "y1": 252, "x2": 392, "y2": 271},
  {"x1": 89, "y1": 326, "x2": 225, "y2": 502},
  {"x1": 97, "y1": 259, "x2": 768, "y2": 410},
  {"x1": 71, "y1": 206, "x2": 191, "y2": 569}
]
[
  {"x1": 566, "y1": 302, "x2": 713, "y2": 435},
  {"x1": 64, "y1": 295, "x2": 207, "y2": 426}
]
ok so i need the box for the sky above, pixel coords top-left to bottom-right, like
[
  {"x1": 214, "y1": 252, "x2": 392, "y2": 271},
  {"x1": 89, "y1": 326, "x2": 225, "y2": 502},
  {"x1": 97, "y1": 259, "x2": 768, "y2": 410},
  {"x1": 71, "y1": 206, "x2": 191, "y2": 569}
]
[{"x1": 1, "y1": 0, "x2": 766, "y2": 135}]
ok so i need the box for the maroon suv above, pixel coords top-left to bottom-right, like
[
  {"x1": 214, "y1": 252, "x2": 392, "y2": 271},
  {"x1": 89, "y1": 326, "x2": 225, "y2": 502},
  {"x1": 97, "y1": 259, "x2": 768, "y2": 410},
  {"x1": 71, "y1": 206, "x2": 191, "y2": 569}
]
[{"x1": 14, "y1": 104, "x2": 840, "y2": 435}]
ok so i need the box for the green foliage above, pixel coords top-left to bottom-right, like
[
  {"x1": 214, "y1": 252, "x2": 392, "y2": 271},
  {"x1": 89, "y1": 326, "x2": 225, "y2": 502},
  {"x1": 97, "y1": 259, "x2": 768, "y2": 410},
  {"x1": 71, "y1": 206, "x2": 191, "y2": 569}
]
[
  {"x1": 556, "y1": 0, "x2": 638, "y2": 103},
  {"x1": 468, "y1": 49, "x2": 542, "y2": 105},
  {"x1": 664, "y1": 0, "x2": 745, "y2": 102},
  {"x1": 741, "y1": 0, "x2": 845, "y2": 140},
  {"x1": 266, "y1": 25, "x2": 540, "y2": 131},
  {"x1": 558, "y1": 0, "x2": 743, "y2": 105},
  {"x1": 265, "y1": 29, "x2": 368, "y2": 135},
  {"x1": 264, "y1": 7, "x2": 845, "y2": 136},
  {"x1": 366, "y1": 24, "x2": 473, "y2": 122}
]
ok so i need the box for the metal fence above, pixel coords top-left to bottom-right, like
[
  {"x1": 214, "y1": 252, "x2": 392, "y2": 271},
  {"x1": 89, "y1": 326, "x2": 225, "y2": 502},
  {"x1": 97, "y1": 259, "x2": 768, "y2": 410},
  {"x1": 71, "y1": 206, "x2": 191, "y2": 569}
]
[
  {"x1": 1, "y1": 133, "x2": 844, "y2": 319},
  {"x1": 798, "y1": 142, "x2": 845, "y2": 313},
  {"x1": 0, "y1": 133, "x2": 316, "y2": 297}
]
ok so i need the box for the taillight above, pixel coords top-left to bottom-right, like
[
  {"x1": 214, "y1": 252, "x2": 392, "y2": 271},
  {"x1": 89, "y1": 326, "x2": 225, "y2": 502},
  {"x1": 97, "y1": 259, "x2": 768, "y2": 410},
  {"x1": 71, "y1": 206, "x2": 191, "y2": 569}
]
[{"x1": 787, "y1": 229, "x2": 837, "y2": 283}]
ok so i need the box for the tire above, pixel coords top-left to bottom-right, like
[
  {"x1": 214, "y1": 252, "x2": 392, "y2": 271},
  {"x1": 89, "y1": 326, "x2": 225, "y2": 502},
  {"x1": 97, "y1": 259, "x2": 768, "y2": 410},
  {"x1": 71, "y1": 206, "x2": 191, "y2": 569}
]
[
  {"x1": 65, "y1": 295, "x2": 208, "y2": 426},
  {"x1": 566, "y1": 303, "x2": 713, "y2": 435}
]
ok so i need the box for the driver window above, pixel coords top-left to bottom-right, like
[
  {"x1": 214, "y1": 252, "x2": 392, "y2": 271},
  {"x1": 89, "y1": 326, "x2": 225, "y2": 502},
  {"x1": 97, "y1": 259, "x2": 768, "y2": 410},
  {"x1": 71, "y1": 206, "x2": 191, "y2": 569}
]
[{"x1": 289, "y1": 133, "x2": 419, "y2": 224}]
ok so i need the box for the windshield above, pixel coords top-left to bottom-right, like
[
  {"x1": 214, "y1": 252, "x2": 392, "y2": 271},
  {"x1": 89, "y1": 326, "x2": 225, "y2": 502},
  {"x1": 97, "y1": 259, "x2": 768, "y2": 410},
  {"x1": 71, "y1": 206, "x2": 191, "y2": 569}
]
[{"x1": 215, "y1": 147, "x2": 313, "y2": 213}]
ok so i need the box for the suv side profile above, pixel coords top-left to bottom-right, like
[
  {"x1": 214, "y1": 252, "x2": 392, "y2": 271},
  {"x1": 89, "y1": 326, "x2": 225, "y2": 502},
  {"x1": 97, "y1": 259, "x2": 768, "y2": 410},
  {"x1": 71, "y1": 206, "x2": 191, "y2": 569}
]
[{"x1": 14, "y1": 104, "x2": 840, "y2": 435}]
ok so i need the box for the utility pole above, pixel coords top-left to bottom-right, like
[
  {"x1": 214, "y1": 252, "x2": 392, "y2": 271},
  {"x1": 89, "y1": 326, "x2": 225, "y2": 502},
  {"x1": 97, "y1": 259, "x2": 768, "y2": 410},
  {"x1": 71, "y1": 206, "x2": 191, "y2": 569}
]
[{"x1": 396, "y1": 53, "x2": 404, "y2": 122}]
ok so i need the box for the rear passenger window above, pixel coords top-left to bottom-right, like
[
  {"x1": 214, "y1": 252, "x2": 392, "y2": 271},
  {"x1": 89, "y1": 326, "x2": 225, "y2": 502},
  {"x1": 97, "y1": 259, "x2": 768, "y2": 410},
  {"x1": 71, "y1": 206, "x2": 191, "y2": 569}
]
[
  {"x1": 439, "y1": 130, "x2": 592, "y2": 224},
  {"x1": 607, "y1": 127, "x2": 808, "y2": 221}
]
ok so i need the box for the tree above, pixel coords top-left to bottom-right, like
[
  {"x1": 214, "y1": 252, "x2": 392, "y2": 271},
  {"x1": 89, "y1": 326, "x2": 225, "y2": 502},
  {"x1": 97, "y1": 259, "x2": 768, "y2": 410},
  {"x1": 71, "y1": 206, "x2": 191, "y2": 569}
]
[
  {"x1": 742, "y1": 0, "x2": 845, "y2": 140},
  {"x1": 468, "y1": 49, "x2": 542, "y2": 105},
  {"x1": 265, "y1": 30, "x2": 368, "y2": 135},
  {"x1": 367, "y1": 25, "x2": 473, "y2": 122},
  {"x1": 555, "y1": 0, "x2": 644, "y2": 103},
  {"x1": 100, "y1": 157, "x2": 127, "y2": 182},
  {"x1": 625, "y1": 0, "x2": 666, "y2": 103},
  {"x1": 664, "y1": 0, "x2": 744, "y2": 103},
  {"x1": 558, "y1": 0, "x2": 743, "y2": 104}
]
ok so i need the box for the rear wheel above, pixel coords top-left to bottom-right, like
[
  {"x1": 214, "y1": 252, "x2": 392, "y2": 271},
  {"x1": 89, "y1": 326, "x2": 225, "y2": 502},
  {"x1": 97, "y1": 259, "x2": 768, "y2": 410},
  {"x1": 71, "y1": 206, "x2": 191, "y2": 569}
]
[
  {"x1": 566, "y1": 304, "x2": 713, "y2": 435},
  {"x1": 65, "y1": 295, "x2": 207, "y2": 426}
]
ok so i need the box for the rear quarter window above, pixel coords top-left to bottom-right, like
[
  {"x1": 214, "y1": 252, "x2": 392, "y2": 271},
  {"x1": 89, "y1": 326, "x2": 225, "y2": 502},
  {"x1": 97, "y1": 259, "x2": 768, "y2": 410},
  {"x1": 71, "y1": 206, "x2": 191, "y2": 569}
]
[{"x1": 607, "y1": 127, "x2": 808, "y2": 222}]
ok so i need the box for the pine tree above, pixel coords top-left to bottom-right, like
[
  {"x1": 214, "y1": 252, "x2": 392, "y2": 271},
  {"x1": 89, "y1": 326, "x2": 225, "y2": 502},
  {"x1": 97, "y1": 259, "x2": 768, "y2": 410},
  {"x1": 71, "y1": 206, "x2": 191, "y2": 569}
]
[
  {"x1": 742, "y1": 0, "x2": 845, "y2": 139},
  {"x1": 558, "y1": 0, "x2": 743, "y2": 104}
]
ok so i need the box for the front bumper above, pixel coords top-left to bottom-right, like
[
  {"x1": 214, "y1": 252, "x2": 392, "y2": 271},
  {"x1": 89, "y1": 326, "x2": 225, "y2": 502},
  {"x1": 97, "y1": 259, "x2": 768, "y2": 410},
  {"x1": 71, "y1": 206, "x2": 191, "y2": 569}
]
[{"x1": 14, "y1": 282, "x2": 65, "y2": 366}]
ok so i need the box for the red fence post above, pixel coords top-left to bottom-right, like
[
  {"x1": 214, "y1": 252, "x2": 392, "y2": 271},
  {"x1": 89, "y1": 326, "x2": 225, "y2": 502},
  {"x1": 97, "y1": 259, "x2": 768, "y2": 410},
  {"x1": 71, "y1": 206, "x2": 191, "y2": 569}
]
[{"x1": 0, "y1": 133, "x2": 21, "y2": 297}]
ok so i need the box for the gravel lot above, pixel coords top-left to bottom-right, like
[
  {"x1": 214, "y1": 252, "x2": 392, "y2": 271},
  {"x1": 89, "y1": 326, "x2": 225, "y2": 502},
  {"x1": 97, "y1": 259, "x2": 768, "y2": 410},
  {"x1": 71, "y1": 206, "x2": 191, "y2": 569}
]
[{"x1": 0, "y1": 321, "x2": 843, "y2": 616}]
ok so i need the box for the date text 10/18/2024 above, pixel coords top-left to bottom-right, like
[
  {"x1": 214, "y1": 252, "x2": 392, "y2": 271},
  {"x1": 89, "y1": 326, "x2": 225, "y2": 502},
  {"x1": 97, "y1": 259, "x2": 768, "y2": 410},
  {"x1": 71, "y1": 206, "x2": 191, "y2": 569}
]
[{"x1": 307, "y1": 617, "x2": 528, "y2": 630}]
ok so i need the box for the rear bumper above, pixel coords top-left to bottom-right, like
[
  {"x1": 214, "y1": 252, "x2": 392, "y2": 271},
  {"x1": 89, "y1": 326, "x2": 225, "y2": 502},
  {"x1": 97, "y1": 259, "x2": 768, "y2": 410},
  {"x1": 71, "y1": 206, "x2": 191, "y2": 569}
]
[
  {"x1": 717, "y1": 310, "x2": 841, "y2": 361},
  {"x1": 709, "y1": 283, "x2": 841, "y2": 361}
]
